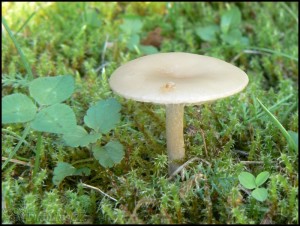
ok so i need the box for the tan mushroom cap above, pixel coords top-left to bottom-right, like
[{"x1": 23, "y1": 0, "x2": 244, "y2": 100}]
[{"x1": 109, "y1": 52, "x2": 248, "y2": 105}]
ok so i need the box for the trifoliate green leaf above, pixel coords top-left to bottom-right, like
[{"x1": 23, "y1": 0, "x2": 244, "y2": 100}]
[
  {"x1": 63, "y1": 126, "x2": 101, "y2": 147},
  {"x1": 84, "y1": 98, "x2": 121, "y2": 134},
  {"x1": 2, "y1": 93, "x2": 37, "y2": 124},
  {"x1": 29, "y1": 75, "x2": 74, "y2": 106},
  {"x1": 92, "y1": 141, "x2": 124, "y2": 168},
  {"x1": 30, "y1": 103, "x2": 77, "y2": 134}
]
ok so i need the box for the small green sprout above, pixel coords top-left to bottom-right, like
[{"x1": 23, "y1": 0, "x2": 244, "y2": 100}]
[{"x1": 238, "y1": 171, "x2": 270, "y2": 202}]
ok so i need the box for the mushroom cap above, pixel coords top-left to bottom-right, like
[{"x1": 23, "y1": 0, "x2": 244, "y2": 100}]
[{"x1": 109, "y1": 52, "x2": 248, "y2": 105}]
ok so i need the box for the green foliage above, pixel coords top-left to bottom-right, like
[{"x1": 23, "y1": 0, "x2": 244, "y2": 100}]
[
  {"x1": 83, "y1": 8, "x2": 102, "y2": 28},
  {"x1": 92, "y1": 141, "x2": 124, "y2": 168},
  {"x1": 2, "y1": 16, "x2": 34, "y2": 80},
  {"x1": 31, "y1": 104, "x2": 77, "y2": 134},
  {"x1": 84, "y1": 98, "x2": 121, "y2": 134},
  {"x1": 119, "y1": 14, "x2": 159, "y2": 54},
  {"x1": 120, "y1": 15, "x2": 143, "y2": 35},
  {"x1": 196, "y1": 6, "x2": 249, "y2": 46},
  {"x1": 196, "y1": 24, "x2": 219, "y2": 42},
  {"x1": 238, "y1": 172, "x2": 256, "y2": 189},
  {"x1": 62, "y1": 126, "x2": 101, "y2": 147},
  {"x1": 2, "y1": 74, "x2": 124, "y2": 181},
  {"x1": 256, "y1": 98, "x2": 298, "y2": 151},
  {"x1": 238, "y1": 171, "x2": 270, "y2": 202},
  {"x1": 2, "y1": 93, "x2": 37, "y2": 123},
  {"x1": 52, "y1": 162, "x2": 91, "y2": 186},
  {"x1": 29, "y1": 75, "x2": 75, "y2": 106},
  {"x1": 220, "y1": 6, "x2": 241, "y2": 34}
]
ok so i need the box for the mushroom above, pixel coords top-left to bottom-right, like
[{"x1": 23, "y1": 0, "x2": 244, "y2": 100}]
[{"x1": 109, "y1": 52, "x2": 248, "y2": 175}]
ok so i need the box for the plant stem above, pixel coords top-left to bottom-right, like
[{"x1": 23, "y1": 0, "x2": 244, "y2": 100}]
[
  {"x1": 2, "y1": 124, "x2": 31, "y2": 170},
  {"x1": 33, "y1": 132, "x2": 42, "y2": 178},
  {"x1": 2, "y1": 16, "x2": 34, "y2": 80},
  {"x1": 1, "y1": 157, "x2": 32, "y2": 167},
  {"x1": 81, "y1": 183, "x2": 118, "y2": 202},
  {"x1": 72, "y1": 158, "x2": 94, "y2": 165},
  {"x1": 166, "y1": 104, "x2": 185, "y2": 175}
]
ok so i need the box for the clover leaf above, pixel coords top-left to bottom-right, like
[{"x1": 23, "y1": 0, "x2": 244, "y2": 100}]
[
  {"x1": 238, "y1": 171, "x2": 270, "y2": 202},
  {"x1": 84, "y1": 98, "x2": 121, "y2": 134},
  {"x1": 30, "y1": 103, "x2": 77, "y2": 134},
  {"x1": 2, "y1": 93, "x2": 37, "y2": 124},
  {"x1": 29, "y1": 75, "x2": 75, "y2": 106},
  {"x1": 52, "y1": 162, "x2": 91, "y2": 186},
  {"x1": 92, "y1": 141, "x2": 124, "y2": 168}
]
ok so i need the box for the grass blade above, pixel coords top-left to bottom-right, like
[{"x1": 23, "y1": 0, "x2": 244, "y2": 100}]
[
  {"x1": 2, "y1": 124, "x2": 31, "y2": 170},
  {"x1": 2, "y1": 16, "x2": 34, "y2": 80},
  {"x1": 248, "y1": 94, "x2": 294, "y2": 123},
  {"x1": 280, "y1": 2, "x2": 298, "y2": 24},
  {"x1": 256, "y1": 98, "x2": 297, "y2": 151},
  {"x1": 248, "y1": 46, "x2": 298, "y2": 62},
  {"x1": 16, "y1": 11, "x2": 36, "y2": 35}
]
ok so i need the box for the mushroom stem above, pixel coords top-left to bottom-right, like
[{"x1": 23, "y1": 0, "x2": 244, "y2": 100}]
[{"x1": 166, "y1": 104, "x2": 185, "y2": 175}]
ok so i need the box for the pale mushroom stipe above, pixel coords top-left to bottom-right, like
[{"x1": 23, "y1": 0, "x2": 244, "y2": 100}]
[{"x1": 109, "y1": 52, "x2": 248, "y2": 175}]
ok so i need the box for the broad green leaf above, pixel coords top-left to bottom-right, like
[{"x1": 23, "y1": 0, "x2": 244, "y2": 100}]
[
  {"x1": 257, "y1": 98, "x2": 297, "y2": 151},
  {"x1": 92, "y1": 141, "x2": 124, "y2": 168},
  {"x1": 255, "y1": 171, "x2": 270, "y2": 187},
  {"x1": 52, "y1": 162, "x2": 76, "y2": 186},
  {"x1": 139, "y1": 45, "x2": 159, "y2": 55},
  {"x1": 238, "y1": 172, "x2": 256, "y2": 189},
  {"x1": 221, "y1": 6, "x2": 241, "y2": 34},
  {"x1": 84, "y1": 9, "x2": 102, "y2": 28},
  {"x1": 63, "y1": 125, "x2": 101, "y2": 147},
  {"x1": 29, "y1": 75, "x2": 75, "y2": 106},
  {"x1": 288, "y1": 131, "x2": 298, "y2": 149},
  {"x1": 195, "y1": 25, "x2": 220, "y2": 42},
  {"x1": 84, "y1": 98, "x2": 121, "y2": 134},
  {"x1": 52, "y1": 162, "x2": 90, "y2": 186},
  {"x1": 251, "y1": 188, "x2": 268, "y2": 202},
  {"x1": 30, "y1": 104, "x2": 77, "y2": 134},
  {"x1": 2, "y1": 93, "x2": 37, "y2": 124},
  {"x1": 127, "y1": 34, "x2": 140, "y2": 50},
  {"x1": 120, "y1": 15, "x2": 143, "y2": 35},
  {"x1": 240, "y1": 36, "x2": 249, "y2": 46}
]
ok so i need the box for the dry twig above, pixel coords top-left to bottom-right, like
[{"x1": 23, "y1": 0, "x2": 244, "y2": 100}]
[{"x1": 81, "y1": 183, "x2": 118, "y2": 202}]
